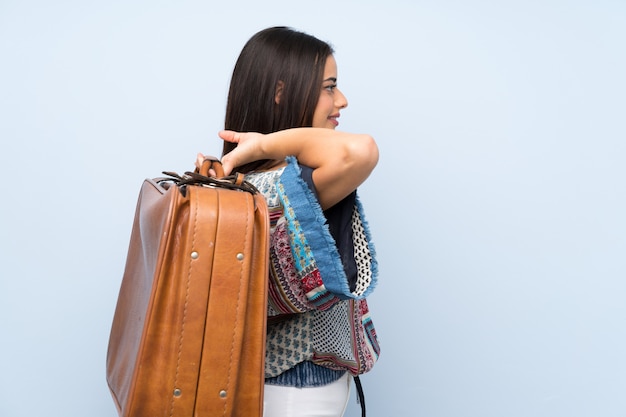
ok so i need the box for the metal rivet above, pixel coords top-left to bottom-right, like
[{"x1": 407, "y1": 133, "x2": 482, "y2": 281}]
[
  {"x1": 236, "y1": 253, "x2": 244, "y2": 260},
  {"x1": 191, "y1": 251, "x2": 199, "y2": 259},
  {"x1": 219, "y1": 390, "x2": 227, "y2": 398},
  {"x1": 173, "y1": 388, "x2": 182, "y2": 397}
]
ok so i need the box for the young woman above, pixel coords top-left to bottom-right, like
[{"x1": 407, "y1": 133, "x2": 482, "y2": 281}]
[{"x1": 197, "y1": 26, "x2": 380, "y2": 417}]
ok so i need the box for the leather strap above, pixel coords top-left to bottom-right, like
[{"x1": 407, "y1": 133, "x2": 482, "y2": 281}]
[
  {"x1": 198, "y1": 158, "x2": 225, "y2": 178},
  {"x1": 354, "y1": 376, "x2": 366, "y2": 417},
  {"x1": 160, "y1": 157, "x2": 259, "y2": 195}
]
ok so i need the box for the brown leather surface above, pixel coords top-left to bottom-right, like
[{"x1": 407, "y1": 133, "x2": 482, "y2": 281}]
[{"x1": 107, "y1": 178, "x2": 269, "y2": 416}]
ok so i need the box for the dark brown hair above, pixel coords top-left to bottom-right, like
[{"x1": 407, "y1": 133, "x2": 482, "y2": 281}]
[{"x1": 222, "y1": 26, "x2": 334, "y2": 172}]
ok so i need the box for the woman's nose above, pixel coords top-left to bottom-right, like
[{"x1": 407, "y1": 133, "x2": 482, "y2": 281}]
[{"x1": 336, "y1": 88, "x2": 348, "y2": 109}]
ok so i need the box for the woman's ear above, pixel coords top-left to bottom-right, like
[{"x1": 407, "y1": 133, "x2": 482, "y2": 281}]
[{"x1": 275, "y1": 80, "x2": 284, "y2": 105}]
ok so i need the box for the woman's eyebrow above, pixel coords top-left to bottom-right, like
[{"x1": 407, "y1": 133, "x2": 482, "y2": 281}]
[{"x1": 323, "y1": 77, "x2": 337, "y2": 83}]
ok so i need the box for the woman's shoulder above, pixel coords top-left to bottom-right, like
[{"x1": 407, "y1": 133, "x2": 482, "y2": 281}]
[
  {"x1": 245, "y1": 166, "x2": 286, "y2": 207},
  {"x1": 245, "y1": 165, "x2": 286, "y2": 182}
]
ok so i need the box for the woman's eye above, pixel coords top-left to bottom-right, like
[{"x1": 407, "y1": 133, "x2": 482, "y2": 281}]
[{"x1": 325, "y1": 84, "x2": 337, "y2": 92}]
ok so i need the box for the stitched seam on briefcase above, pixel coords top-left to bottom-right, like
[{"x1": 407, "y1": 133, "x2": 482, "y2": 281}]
[
  {"x1": 222, "y1": 195, "x2": 251, "y2": 416},
  {"x1": 169, "y1": 191, "x2": 198, "y2": 416}
]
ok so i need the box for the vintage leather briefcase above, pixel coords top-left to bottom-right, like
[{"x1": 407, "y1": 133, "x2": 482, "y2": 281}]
[{"x1": 106, "y1": 160, "x2": 269, "y2": 417}]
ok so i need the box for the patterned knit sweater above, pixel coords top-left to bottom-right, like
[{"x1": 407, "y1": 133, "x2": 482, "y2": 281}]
[{"x1": 244, "y1": 157, "x2": 380, "y2": 387}]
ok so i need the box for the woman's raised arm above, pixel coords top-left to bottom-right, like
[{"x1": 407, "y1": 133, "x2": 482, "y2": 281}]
[{"x1": 218, "y1": 128, "x2": 379, "y2": 209}]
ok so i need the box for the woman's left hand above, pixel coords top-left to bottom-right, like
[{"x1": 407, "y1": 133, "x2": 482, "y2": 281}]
[
  {"x1": 194, "y1": 153, "x2": 220, "y2": 177},
  {"x1": 218, "y1": 130, "x2": 264, "y2": 176}
]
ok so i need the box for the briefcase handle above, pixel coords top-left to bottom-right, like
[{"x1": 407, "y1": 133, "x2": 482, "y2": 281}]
[
  {"x1": 196, "y1": 157, "x2": 248, "y2": 188},
  {"x1": 198, "y1": 158, "x2": 225, "y2": 178},
  {"x1": 160, "y1": 156, "x2": 257, "y2": 194}
]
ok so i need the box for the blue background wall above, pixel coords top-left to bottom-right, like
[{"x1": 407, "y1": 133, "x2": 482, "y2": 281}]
[{"x1": 1, "y1": 1, "x2": 625, "y2": 416}]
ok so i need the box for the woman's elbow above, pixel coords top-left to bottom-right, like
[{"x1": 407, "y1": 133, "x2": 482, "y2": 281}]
[
  {"x1": 365, "y1": 134, "x2": 379, "y2": 168},
  {"x1": 352, "y1": 134, "x2": 379, "y2": 172}
]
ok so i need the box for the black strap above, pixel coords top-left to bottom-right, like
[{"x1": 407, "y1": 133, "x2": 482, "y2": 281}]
[
  {"x1": 354, "y1": 376, "x2": 366, "y2": 417},
  {"x1": 158, "y1": 170, "x2": 260, "y2": 195}
]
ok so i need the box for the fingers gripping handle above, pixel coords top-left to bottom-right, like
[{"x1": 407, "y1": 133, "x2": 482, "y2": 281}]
[
  {"x1": 199, "y1": 158, "x2": 225, "y2": 178},
  {"x1": 175, "y1": 156, "x2": 254, "y2": 193},
  {"x1": 199, "y1": 158, "x2": 246, "y2": 186}
]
